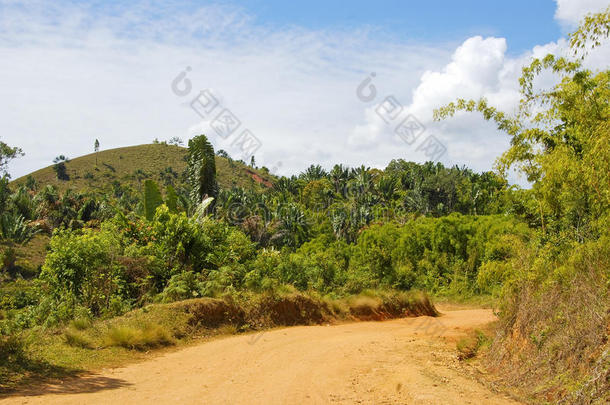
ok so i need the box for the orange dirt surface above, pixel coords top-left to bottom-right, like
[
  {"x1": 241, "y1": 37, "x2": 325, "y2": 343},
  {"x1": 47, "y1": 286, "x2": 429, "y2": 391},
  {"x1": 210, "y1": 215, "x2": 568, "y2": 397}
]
[{"x1": 1, "y1": 308, "x2": 521, "y2": 404}]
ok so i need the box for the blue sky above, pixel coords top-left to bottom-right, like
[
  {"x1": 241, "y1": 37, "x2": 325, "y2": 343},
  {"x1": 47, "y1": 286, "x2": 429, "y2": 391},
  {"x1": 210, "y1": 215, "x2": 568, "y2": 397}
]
[
  {"x1": 234, "y1": 0, "x2": 562, "y2": 53},
  {"x1": 80, "y1": 0, "x2": 563, "y2": 53},
  {"x1": 1, "y1": 0, "x2": 608, "y2": 182}
]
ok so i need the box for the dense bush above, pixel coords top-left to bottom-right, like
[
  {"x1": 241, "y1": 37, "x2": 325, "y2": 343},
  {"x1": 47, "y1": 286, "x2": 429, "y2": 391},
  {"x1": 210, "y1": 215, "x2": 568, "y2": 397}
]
[
  {"x1": 30, "y1": 207, "x2": 531, "y2": 325},
  {"x1": 40, "y1": 228, "x2": 125, "y2": 318},
  {"x1": 487, "y1": 228, "x2": 609, "y2": 402},
  {"x1": 349, "y1": 214, "x2": 531, "y2": 295}
]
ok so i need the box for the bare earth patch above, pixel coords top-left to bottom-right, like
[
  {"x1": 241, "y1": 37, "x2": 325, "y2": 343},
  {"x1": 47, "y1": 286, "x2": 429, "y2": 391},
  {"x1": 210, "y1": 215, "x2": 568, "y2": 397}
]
[{"x1": 0, "y1": 308, "x2": 521, "y2": 404}]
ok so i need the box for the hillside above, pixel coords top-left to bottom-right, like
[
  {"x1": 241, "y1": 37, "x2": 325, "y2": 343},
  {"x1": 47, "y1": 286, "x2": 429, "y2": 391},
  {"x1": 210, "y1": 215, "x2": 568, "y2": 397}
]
[{"x1": 12, "y1": 144, "x2": 275, "y2": 193}]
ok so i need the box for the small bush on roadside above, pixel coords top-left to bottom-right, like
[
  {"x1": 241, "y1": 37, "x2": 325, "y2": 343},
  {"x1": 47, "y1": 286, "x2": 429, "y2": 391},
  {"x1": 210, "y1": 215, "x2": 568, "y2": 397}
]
[
  {"x1": 457, "y1": 329, "x2": 492, "y2": 360},
  {"x1": 40, "y1": 228, "x2": 125, "y2": 318},
  {"x1": 103, "y1": 323, "x2": 174, "y2": 350},
  {"x1": 159, "y1": 271, "x2": 203, "y2": 303}
]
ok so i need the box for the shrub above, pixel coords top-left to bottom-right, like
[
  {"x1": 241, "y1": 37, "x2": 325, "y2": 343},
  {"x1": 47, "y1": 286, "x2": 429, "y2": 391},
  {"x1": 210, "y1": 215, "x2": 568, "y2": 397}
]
[
  {"x1": 159, "y1": 271, "x2": 203, "y2": 302},
  {"x1": 0, "y1": 214, "x2": 40, "y2": 244},
  {"x1": 0, "y1": 334, "x2": 27, "y2": 365},
  {"x1": 488, "y1": 232, "x2": 610, "y2": 402},
  {"x1": 40, "y1": 228, "x2": 125, "y2": 317},
  {"x1": 456, "y1": 329, "x2": 491, "y2": 360},
  {"x1": 0, "y1": 247, "x2": 17, "y2": 274},
  {"x1": 244, "y1": 249, "x2": 282, "y2": 290}
]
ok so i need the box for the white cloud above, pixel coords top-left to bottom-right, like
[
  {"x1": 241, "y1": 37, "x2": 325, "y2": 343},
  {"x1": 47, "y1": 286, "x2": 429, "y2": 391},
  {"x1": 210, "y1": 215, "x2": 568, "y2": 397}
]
[
  {"x1": 410, "y1": 36, "x2": 512, "y2": 119},
  {"x1": 555, "y1": 0, "x2": 609, "y2": 27},
  {"x1": 346, "y1": 5, "x2": 607, "y2": 183},
  {"x1": 347, "y1": 36, "x2": 522, "y2": 175},
  {"x1": 348, "y1": 106, "x2": 386, "y2": 148},
  {"x1": 0, "y1": 0, "x2": 607, "y2": 184},
  {"x1": 0, "y1": 1, "x2": 451, "y2": 178}
]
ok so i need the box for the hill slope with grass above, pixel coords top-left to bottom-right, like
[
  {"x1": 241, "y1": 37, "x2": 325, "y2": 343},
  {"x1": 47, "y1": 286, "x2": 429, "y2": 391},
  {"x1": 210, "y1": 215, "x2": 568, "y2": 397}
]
[{"x1": 12, "y1": 144, "x2": 275, "y2": 193}]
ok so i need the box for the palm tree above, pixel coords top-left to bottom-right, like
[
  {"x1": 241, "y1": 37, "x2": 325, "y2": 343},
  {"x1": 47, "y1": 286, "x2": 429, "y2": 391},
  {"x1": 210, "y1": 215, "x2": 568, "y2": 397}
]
[
  {"x1": 330, "y1": 205, "x2": 349, "y2": 240},
  {"x1": 275, "y1": 176, "x2": 300, "y2": 195},
  {"x1": 0, "y1": 212, "x2": 40, "y2": 244},
  {"x1": 300, "y1": 164, "x2": 327, "y2": 181},
  {"x1": 330, "y1": 164, "x2": 350, "y2": 197},
  {"x1": 377, "y1": 175, "x2": 398, "y2": 203},
  {"x1": 272, "y1": 203, "x2": 309, "y2": 248},
  {"x1": 349, "y1": 165, "x2": 374, "y2": 201}
]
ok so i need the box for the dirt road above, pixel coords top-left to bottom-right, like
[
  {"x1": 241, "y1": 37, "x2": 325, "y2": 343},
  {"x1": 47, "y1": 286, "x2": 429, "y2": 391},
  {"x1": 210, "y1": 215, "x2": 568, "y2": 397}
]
[{"x1": 1, "y1": 308, "x2": 520, "y2": 404}]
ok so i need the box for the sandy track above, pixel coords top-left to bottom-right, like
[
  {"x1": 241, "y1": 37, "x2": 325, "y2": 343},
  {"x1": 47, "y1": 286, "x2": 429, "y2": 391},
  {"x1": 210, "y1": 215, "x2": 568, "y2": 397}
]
[{"x1": 1, "y1": 308, "x2": 520, "y2": 404}]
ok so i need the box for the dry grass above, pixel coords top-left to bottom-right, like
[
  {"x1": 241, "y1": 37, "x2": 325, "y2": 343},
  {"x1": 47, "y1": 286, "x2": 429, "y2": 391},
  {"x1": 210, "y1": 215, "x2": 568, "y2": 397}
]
[
  {"x1": 103, "y1": 324, "x2": 175, "y2": 350},
  {"x1": 486, "y1": 244, "x2": 609, "y2": 404},
  {"x1": 456, "y1": 328, "x2": 493, "y2": 360},
  {"x1": 11, "y1": 143, "x2": 275, "y2": 193},
  {"x1": 0, "y1": 234, "x2": 49, "y2": 279},
  {"x1": 69, "y1": 318, "x2": 92, "y2": 331},
  {"x1": 216, "y1": 324, "x2": 239, "y2": 336}
]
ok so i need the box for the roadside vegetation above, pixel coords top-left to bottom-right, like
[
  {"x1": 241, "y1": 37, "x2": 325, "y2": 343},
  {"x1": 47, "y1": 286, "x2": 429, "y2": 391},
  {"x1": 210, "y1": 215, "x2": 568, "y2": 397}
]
[
  {"x1": 434, "y1": 9, "x2": 610, "y2": 403},
  {"x1": 0, "y1": 9, "x2": 608, "y2": 404}
]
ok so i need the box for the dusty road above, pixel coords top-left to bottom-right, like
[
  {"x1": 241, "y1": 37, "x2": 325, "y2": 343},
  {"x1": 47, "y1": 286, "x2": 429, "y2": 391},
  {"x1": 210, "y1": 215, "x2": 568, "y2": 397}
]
[{"x1": 1, "y1": 308, "x2": 520, "y2": 404}]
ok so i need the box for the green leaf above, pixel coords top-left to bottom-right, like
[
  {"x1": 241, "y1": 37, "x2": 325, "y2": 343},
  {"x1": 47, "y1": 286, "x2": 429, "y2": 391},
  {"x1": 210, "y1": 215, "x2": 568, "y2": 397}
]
[{"x1": 143, "y1": 179, "x2": 163, "y2": 221}]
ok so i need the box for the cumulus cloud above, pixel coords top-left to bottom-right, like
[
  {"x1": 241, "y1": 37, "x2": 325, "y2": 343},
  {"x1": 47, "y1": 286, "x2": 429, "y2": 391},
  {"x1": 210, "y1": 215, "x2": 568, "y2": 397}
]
[
  {"x1": 410, "y1": 36, "x2": 512, "y2": 119},
  {"x1": 347, "y1": 35, "x2": 522, "y2": 175},
  {"x1": 555, "y1": 0, "x2": 609, "y2": 27}
]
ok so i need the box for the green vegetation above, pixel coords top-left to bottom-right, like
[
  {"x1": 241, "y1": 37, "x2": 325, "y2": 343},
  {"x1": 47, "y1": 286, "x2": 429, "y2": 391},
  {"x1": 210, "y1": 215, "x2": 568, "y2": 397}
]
[
  {"x1": 456, "y1": 326, "x2": 493, "y2": 361},
  {"x1": 435, "y1": 8, "x2": 610, "y2": 403},
  {"x1": 0, "y1": 10, "x2": 608, "y2": 404},
  {"x1": 0, "y1": 142, "x2": 23, "y2": 177}
]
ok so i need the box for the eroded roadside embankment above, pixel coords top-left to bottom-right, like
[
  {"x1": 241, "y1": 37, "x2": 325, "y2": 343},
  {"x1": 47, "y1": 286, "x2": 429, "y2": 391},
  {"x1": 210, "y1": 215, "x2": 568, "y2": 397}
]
[{"x1": 0, "y1": 290, "x2": 437, "y2": 392}]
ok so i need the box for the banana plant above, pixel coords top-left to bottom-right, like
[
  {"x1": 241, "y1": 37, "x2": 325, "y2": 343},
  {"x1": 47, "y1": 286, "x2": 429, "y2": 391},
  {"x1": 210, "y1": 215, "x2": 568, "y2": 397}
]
[
  {"x1": 0, "y1": 212, "x2": 40, "y2": 244},
  {"x1": 143, "y1": 179, "x2": 164, "y2": 221}
]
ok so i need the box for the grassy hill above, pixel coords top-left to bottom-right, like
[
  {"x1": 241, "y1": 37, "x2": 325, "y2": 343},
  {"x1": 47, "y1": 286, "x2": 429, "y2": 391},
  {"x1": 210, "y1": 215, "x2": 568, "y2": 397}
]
[
  {"x1": 7, "y1": 143, "x2": 276, "y2": 276},
  {"x1": 12, "y1": 144, "x2": 275, "y2": 193}
]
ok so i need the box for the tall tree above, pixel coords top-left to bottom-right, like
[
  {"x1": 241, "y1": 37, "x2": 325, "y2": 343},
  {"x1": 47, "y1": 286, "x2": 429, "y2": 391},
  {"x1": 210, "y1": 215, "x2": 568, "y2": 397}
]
[
  {"x1": 52, "y1": 155, "x2": 70, "y2": 181},
  {"x1": 435, "y1": 10, "x2": 610, "y2": 235},
  {"x1": 186, "y1": 134, "x2": 218, "y2": 205},
  {"x1": 94, "y1": 139, "x2": 100, "y2": 166}
]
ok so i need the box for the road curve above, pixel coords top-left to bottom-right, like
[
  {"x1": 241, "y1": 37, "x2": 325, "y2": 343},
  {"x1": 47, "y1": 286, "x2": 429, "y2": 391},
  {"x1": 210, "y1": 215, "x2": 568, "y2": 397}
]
[{"x1": 1, "y1": 308, "x2": 520, "y2": 405}]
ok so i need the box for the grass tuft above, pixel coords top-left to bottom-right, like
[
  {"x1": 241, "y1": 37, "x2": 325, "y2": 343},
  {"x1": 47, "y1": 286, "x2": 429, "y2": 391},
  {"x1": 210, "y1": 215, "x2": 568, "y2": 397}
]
[
  {"x1": 103, "y1": 323, "x2": 174, "y2": 350},
  {"x1": 64, "y1": 330, "x2": 94, "y2": 349},
  {"x1": 69, "y1": 318, "x2": 92, "y2": 331}
]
